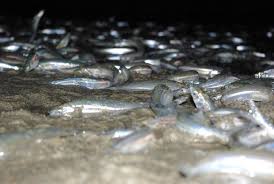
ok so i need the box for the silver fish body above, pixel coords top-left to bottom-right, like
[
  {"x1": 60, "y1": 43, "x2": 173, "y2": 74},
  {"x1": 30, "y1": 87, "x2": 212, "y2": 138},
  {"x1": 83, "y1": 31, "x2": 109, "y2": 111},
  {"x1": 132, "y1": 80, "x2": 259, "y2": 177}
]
[
  {"x1": 176, "y1": 111, "x2": 230, "y2": 144},
  {"x1": 50, "y1": 78, "x2": 112, "y2": 89},
  {"x1": 221, "y1": 85, "x2": 272, "y2": 103},
  {"x1": 34, "y1": 59, "x2": 84, "y2": 73},
  {"x1": 199, "y1": 75, "x2": 239, "y2": 90},
  {"x1": 49, "y1": 98, "x2": 148, "y2": 117},
  {"x1": 109, "y1": 80, "x2": 182, "y2": 91},
  {"x1": 190, "y1": 86, "x2": 215, "y2": 112},
  {"x1": 179, "y1": 150, "x2": 274, "y2": 179},
  {"x1": 73, "y1": 65, "x2": 115, "y2": 80},
  {"x1": 255, "y1": 69, "x2": 274, "y2": 79},
  {"x1": 167, "y1": 71, "x2": 199, "y2": 83},
  {"x1": 112, "y1": 128, "x2": 155, "y2": 154},
  {"x1": 178, "y1": 65, "x2": 222, "y2": 79}
]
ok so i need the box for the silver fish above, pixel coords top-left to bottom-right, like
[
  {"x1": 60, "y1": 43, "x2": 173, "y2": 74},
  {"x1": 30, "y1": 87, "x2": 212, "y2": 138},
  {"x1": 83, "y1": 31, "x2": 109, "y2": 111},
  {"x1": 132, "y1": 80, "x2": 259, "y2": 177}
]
[
  {"x1": 179, "y1": 150, "x2": 274, "y2": 179},
  {"x1": 24, "y1": 49, "x2": 39, "y2": 72},
  {"x1": 56, "y1": 33, "x2": 71, "y2": 49},
  {"x1": 73, "y1": 65, "x2": 115, "y2": 80},
  {"x1": 176, "y1": 111, "x2": 230, "y2": 144},
  {"x1": 101, "y1": 128, "x2": 135, "y2": 140},
  {"x1": 112, "y1": 128, "x2": 156, "y2": 154},
  {"x1": 199, "y1": 75, "x2": 239, "y2": 90},
  {"x1": 255, "y1": 69, "x2": 274, "y2": 79},
  {"x1": 231, "y1": 125, "x2": 270, "y2": 147},
  {"x1": 190, "y1": 86, "x2": 215, "y2": 112},
  {"x1": 109, "y1": 80, "x2": 181, "y2": 91},
  {"x1": 49, "y1": 98, "x2": 149, "y2": 117},
  {"x1": 255, "y1": 140, "x2": 274, "y2": 152},
  {"x1": 34, "y1": 59, "x2": 82, "y2": 73},
  {"x1": 50, "y1": 78, "x2": 112, "y2": 89},
  {"x1": 178, "y1": 65, "x2": 222, "y2": 79},
  {"x1": 113, "y1": 66, "x2": 130, "y2": 85},
  {"x1": 30, "y1": 10, "x2": 45, "y2": 42},
  {"x1": 0, "y1": 62, "x2": 20, "y2": 72},
  {"x1": 167, "y1": 71, "x2": 199, "y2": 83},
  {"x1": 221, "y1": 85, "x2": 272, "y2": 103},
  {"x1": 129, "y1": 65, "x2": 152, "y2": 77},
  {"x1": 208, "y1": 108, "x2": 258, "y2": 131},
  {"x1": 152, "y1": 84, "x2": 174, "y2": 106},
  {"x1": 248, "y1": 100, "x2": 274, "y2": 136}
]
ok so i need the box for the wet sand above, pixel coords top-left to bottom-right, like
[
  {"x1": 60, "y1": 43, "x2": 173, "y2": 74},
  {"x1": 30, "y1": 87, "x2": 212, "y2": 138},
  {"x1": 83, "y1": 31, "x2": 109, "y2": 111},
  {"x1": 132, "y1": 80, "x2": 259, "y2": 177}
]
[{"x1": 0, "y1": 72, "x2": 273, "y2": 184}]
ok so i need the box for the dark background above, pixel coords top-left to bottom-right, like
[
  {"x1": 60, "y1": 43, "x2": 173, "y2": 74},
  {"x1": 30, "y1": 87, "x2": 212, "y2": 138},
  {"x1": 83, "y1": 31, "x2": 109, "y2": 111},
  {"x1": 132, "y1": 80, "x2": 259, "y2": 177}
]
[{"x1": 2, "y1": 1, "x2": 274, "y2": 24}]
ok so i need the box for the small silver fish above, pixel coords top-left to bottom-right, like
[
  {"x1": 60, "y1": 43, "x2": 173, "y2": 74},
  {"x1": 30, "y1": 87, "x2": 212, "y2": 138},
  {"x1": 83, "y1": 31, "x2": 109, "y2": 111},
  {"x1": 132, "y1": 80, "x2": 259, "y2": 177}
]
[
  {"x1": 179, "y1": 65, "x2": 222, "y2": 79},
  {"x1": 129, "y1": 65, "x2": 152, "y2": 77},
  {"x1": 152, "y1": 84, "x2": 174, "y2": 106},
  {"x1": 255, "y1": 140, "x2": 274, "y2": 152},
  {"x1": 231, "y1": 125, "x2": 270, "y2": 147},
  {"x1": 56, "y1": 33, "x2": 71, "y2": 49},
  {"x1": 189, "y1": 86, "x2": 215, "y2": 112},
  {"x1": 247, "y1": 100, "x2": 274, "y2": 136},
  {"x1": 255, "y1": 69, "x2": 274, "y2": 79},
  {"x1": 101, "y1": 128, "x2": 135, "y2": 140},
  {"x1": 49, "y1": 98, "x2": 148, "y2": 117},
  {"x1": 179, "y1": 150, "x2": 274, "y2": 179},
  {"x1": 113, "y1": 66, "x2": 130, "y2": 85},
  {"x1": 34, "y1": 59, "x2": 82, "y2": 73},
  {"x1": 73, "y1": 65, "x2": 115, "y2": 80},
  {"x1": 30, "y1": 10, "x2": 45, "y2": 42},
  {"x1": 112, "y1": 128, "x2": 156, "y2": 154},
  {"x1": 109, "y1": 80, "x2": 181, "y2": 91},
  {"x1": 176, "y1": 111, "x2": 230, "y2": 144},
  {"x1": 0, "y1": 62, "x2": 20, "y2": 72},
  {"x1": 50, "y1": 78, "x2": 112, "y2": 89},
  {"x1": 199, "y1": 75, "x2": 239, "y2": 90},
  {"x1": 221, "y1": 85, "x2": 272, "y2": 103},
  {"x1": 167, "y1": 71, "x2": 199, "y2": 83}
]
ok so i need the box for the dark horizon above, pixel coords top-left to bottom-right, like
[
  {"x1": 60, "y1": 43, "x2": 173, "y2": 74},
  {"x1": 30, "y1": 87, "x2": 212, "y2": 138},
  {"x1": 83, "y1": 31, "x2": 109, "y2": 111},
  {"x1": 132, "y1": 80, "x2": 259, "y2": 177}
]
[{"x1": 1, "y1": 1, "x2": 274, "y2": 25}]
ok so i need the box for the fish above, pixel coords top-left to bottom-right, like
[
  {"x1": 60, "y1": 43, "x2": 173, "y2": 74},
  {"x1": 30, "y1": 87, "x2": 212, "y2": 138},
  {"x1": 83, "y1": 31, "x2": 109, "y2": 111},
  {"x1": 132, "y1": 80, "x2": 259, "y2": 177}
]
[
  {"x1": 178, "y1": 65, "x2": 222, "y2": 79},
  {"x1": 34, "y1": 58, "x2": 83, "y2": 73},
  {"x1": 56, "y1": 33, "x2": 71, "y2": 49},
  {"x1": 0, "y1": 62, "x2": 20, "y2": 72},
  {"x1": 112, "y1": 128, "x2": 156, "y2": 154},
  {"x1": 129, "y1": 65, "x2": 152, "y2": 77},
  {"x1": 231, "y1": 125, "x2": 271, "y2": 147},
  {"x1": 199, "y1": 75, "x2": 239, "y2": 90},
  {"x1": 167, "y1": 71, "x2": 199, "y2": 83},
  {"x1": 255, "y1": 69, "x2": 274, "y2": 79},
  {"x1": 24, "y1": 49, "x2": 40, "y2": 72},
  {"x1": 49, "y1": 98, "x2": 149, "y2": 117},
  {"x1": 113, "y1": 66, "x2": 130, "y2": 85},
  {"x1": 30, "y1": 10, "x2": 45, "y2": 42},
  {"x1": 151, "y1": 84, "x2": 174, "y2": 106},
  {"x1": 176, "y1": 111, "x2": 230, "y2": 144},
  {"x1": 101, "y1": 128, "x2": 135, "y2": 140},
  {"x1": 255, "y1": 140, "x2": 274, "y2": 152},
  {"x1": 189, "y1": 86, "x2": 215, "y2": 112},
  {"x1": 73, "y1": 65, "x2": 115, "y2": 80},
  {"x1": 179, "y1": 150, "x2": 274, "y2": 179},
  {"x1": 221, "y1": 85, "x2": 272, "y2": 103},
  {"x1": 109, "y1": 80, "x2": 182, "y2": 91},
  {"x1": 50, "y1": 78, "x2": 112, "y2": 89},
  {"x1": 247, "y1": 100, "x2": 274, "y2": 136}
]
